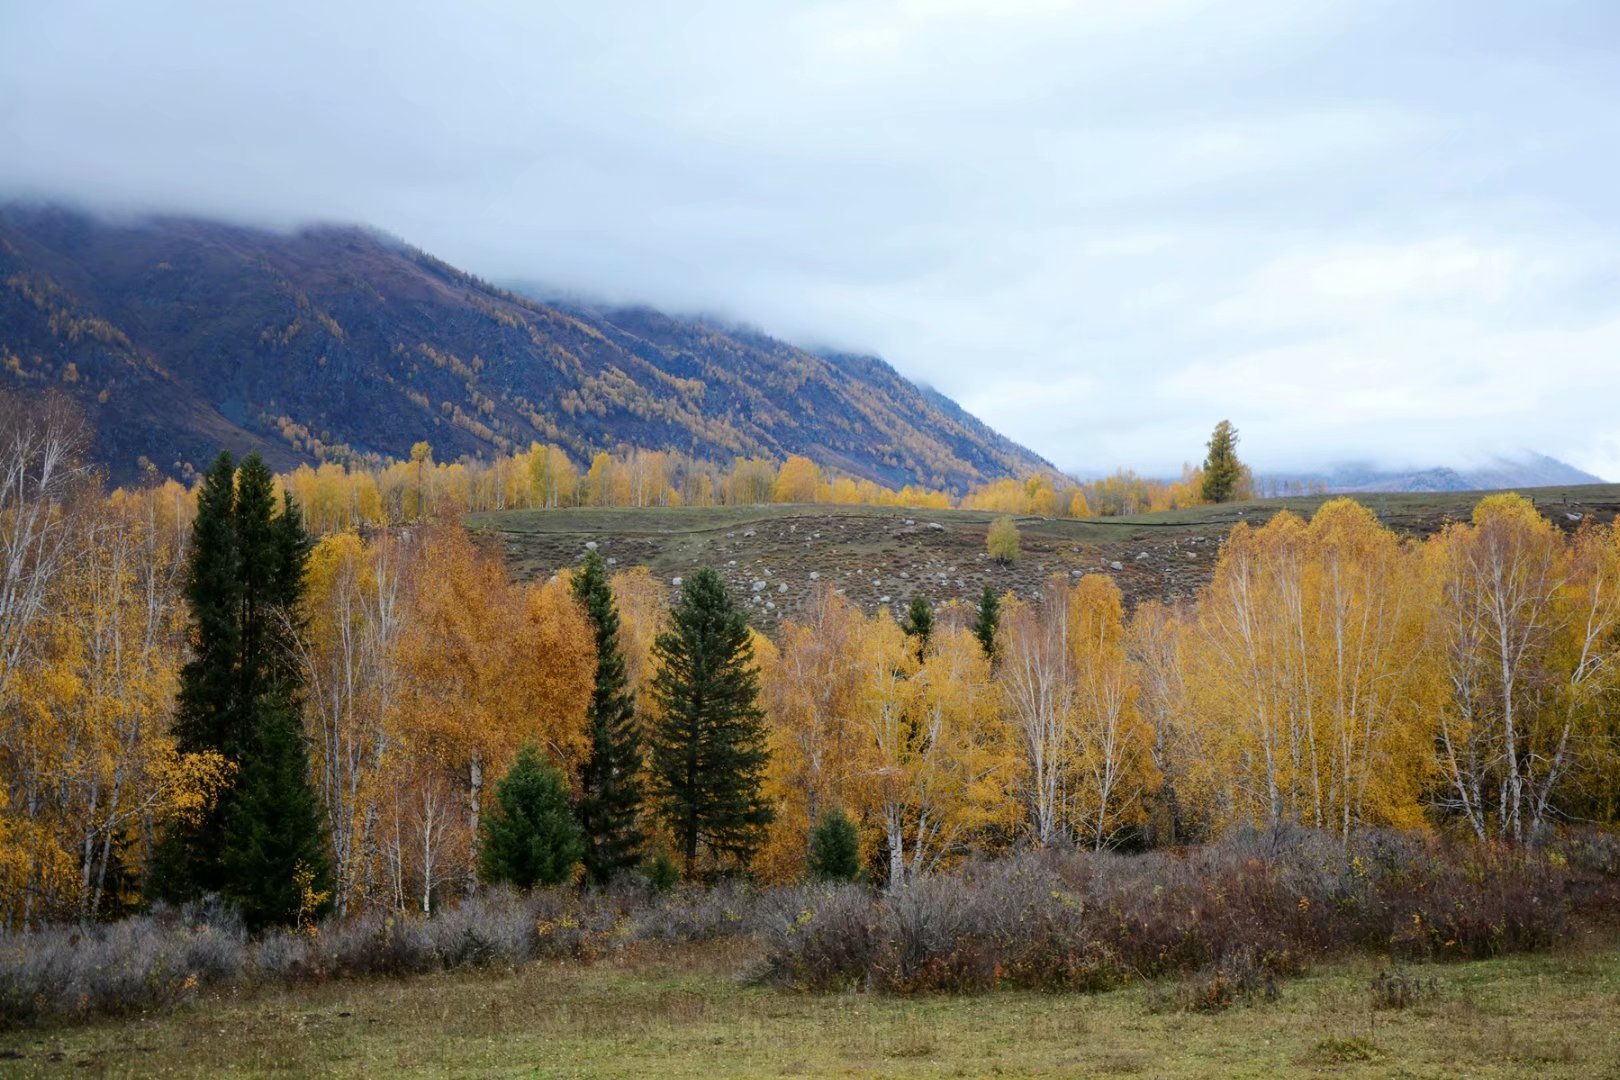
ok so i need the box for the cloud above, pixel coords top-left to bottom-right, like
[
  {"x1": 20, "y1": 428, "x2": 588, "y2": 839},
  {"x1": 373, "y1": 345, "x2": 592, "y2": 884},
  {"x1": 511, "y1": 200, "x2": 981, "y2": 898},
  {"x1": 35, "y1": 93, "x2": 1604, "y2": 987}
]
[{"x1": 2, "y1": 0, "x2": 1618, "y2": 479}]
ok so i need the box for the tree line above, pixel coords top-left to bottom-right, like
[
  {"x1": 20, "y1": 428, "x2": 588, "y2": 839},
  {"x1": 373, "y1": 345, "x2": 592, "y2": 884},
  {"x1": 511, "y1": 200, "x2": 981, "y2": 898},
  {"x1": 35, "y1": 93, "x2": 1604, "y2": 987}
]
[
  {"x1": 267, "y1": 421, "x2": 1255, "y2": 533},
  {"x1": 4, "y1": 396, "x2": 1615, "y2": 930}
]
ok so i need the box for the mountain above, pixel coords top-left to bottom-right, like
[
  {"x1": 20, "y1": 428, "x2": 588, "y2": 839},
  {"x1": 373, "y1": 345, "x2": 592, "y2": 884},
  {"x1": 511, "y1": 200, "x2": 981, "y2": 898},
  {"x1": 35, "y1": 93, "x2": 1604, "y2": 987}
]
[
  {"x1": 0, "y1": 204, "x2": 1050, "y2": 488},
  {"x1": 1265, "y1": 453, "x2": 1606, "y2": 495}
]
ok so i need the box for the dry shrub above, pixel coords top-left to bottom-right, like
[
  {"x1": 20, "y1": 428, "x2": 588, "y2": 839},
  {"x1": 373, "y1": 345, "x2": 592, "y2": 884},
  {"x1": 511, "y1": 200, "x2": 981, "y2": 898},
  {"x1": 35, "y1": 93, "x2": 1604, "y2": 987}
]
[
  {"x1": 755, "y1": 827, "x2": 1617, "y2": 995},
  {"x1": 1145, "y1": 948, "x2": 1283, "y2": 1013},
  {"x1": 0, "y1": 903, "x2": 246, "y2": 1024},
  {"x1": 2, "y1": 826, "x2": 1615, "y2": 1025},
  {"x1": 1368, "y1": 966, "x2": 1438, "y2": 1010}
]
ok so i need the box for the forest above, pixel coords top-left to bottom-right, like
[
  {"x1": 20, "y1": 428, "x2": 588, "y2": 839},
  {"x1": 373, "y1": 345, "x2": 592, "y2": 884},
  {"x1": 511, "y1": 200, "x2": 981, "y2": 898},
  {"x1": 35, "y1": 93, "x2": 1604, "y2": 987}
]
[{"x1": 3, "y1": 390, "x2": 1620, "y2": 939}]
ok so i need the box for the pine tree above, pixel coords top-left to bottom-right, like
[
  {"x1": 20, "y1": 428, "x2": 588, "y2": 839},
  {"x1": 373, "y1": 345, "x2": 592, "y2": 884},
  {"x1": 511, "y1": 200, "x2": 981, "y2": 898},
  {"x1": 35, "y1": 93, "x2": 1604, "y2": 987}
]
[
  {"x1": 807, "y1": 807, "x2": 860, "y2": 882},
  {"x1": 900, "y1": 594, "x2": 934, "y2": 661},
  {"x1": 647, "y1": 568, "x2": 773, "y2": 879},
  {"x1": 148, "y1": 452, "x2": 331, "y2": 924},
  {"x1": 1200, "y1": 420, "x2": 1244, "y2": 503},
  {"x1": 571, "y1": 550, "x2": 644, "y2": 885},
  {"x1": 972, "y1": 584, "x2": 1000, "y2": 662},
  {"x1": 479, "y1": 744, "x2": 584, "y2": 889}
]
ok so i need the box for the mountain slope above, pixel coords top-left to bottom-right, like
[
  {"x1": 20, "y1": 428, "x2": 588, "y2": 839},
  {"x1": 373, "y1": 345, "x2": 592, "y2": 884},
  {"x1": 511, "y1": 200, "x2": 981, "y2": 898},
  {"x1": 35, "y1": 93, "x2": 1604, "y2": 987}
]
[{"x1": 0, "y1": 205, "x2": 1050, "y2": 487}]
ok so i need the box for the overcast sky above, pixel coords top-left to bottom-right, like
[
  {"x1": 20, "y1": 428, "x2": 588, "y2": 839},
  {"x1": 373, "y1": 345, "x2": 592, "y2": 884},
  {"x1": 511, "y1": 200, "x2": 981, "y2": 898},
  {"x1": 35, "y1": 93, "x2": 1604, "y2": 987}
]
[{"x1": 4, "y1": 1, "x2": 1619, "y2": 478}]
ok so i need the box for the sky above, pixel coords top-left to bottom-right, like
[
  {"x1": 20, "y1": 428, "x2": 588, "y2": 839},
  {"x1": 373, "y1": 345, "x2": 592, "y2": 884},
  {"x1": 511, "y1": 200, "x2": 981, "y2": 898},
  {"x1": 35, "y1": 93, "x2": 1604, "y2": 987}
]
[{"x1": 3, "y1": 0, "x2": 1620, "y2": 478}]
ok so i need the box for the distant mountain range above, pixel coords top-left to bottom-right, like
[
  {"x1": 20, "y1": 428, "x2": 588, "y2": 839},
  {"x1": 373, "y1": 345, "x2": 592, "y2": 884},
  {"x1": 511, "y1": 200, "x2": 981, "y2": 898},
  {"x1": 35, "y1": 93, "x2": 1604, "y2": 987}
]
[
  {"x1": 1264, "y1": 453, "x2": 1607, "y2": 495},
  {"x1": 0, "y1": 204, "x2": 1050, "y2": 488}
]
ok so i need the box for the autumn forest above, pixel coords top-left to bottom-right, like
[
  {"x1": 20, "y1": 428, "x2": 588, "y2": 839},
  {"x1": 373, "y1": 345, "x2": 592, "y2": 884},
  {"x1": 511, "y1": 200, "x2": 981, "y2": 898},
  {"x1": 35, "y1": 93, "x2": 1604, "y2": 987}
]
[{"x1": 4, "y1": 387, "x2": 1618, "y2": 939}]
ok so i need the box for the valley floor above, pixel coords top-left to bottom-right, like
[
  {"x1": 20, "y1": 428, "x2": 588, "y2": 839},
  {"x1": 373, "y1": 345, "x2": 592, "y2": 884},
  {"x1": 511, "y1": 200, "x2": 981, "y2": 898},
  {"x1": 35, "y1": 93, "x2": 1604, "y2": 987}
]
[{"x1": 5, "y1": 936, "x2": 1619, "y2": 1078}]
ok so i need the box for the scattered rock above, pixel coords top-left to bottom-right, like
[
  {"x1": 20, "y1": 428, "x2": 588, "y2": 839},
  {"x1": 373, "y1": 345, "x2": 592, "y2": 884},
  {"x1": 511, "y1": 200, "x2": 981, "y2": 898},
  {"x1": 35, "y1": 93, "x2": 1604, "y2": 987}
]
[
  {"x1": 606, "y1": 557, "x2": 617, "y2": 565},
  {"x1": 809, "y1": 571, "x2": 819, "y2": 580},
  {"x1": 1567, "y1": 512, "x2": 1585, "y2": 522},
  {"x1": 927, "y1": 522, "x2": 944, "y2": 531},
  {"x1": 743, "y1": 529, "x2": 757, "y2": 538},
  {"x1": 1109, "y1": 560, "x2": 1124, "y2": 571},
  {"x1": 1136, "y1": 552, "x2": 1150, "y2": 561},
  {"x1": 671, "y1": 576, "x2": 682, "y2": 586},
  {"x1": 777, "y1": 583, "x2": 788, "y2": 593},
  {"x1": 584, "y1": 541, "x2": 597, "y2": 550},
  {"x1": 879, "y1": 595, "x2": 891, "y2": 603},
  {"x1": 752, "y1": 580, "x2": 767, "y2": 592}
]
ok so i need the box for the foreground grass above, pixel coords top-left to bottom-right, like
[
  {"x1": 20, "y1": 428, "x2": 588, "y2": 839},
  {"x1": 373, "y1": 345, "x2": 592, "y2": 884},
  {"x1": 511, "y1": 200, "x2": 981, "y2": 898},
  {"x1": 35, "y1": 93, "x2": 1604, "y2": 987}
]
[{"x1": 5, "y1": 936, "x2": 1619, "y2": 1078}]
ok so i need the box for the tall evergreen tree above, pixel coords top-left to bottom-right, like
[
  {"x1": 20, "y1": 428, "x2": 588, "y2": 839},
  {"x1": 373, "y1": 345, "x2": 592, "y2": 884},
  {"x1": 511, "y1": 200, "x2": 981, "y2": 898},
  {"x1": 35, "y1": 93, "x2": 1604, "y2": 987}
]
[
  {"x1": 972, "y1": 584, "x2": 1000, "y2": 663},
  {"x1": 571, "y1": 550, "x2": 644, "y2": 885},
  {"x1": 149, "y1": 451, "x2": 242, "y2": 900},
  {"x1": 1200, "y1": 419, "x2": 1244, "y2": 503},
  {"x1": 647, "y1": 568, "x2": 773, "y2": 879},
  {"x1": 480, "y1": 744, "x2": 584, "y2": 889},
  {"x1": 148, "y1": 452, "x2": 330, "y2": 925},
  {"x1": 900, "y1": 594, "x2": 934, "y2": 661}
]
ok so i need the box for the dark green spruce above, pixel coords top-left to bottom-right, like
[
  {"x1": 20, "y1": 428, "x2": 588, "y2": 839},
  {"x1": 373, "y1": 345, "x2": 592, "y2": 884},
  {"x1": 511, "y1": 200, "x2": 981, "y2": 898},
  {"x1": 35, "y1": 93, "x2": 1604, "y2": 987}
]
[
  {"x1": 647, "y1": 568, "x2": 773, "y2": 879},
  {"x1": 148, "y1": 452, "x2": 330, "y2": 928},
  {"x1": 807, "y1": 807, "x2": 861, "y2": 883},
  {"x1": 972, "y1": 584, "x2": 1000, "y2": 663},
  {"x1": 900, "y1": 594, "x2": 934, "y2": 661},
  {"x1": 480, "y1": 744, "x2": 584, "y2": 889},
  {"x1": 570, "y1": 550, "x2": 645, "y2": 885}
]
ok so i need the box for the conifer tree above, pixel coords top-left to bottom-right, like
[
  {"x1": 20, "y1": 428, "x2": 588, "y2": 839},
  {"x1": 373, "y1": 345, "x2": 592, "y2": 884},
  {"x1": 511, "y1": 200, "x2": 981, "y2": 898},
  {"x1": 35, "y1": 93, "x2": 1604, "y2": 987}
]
[
  {"x1": 150, "y1": 451, "x2": 241, "y2": 900},
  {"x1": 900, "y1": 594, "x2": 934, "y2": 661},
  {"x1": 480, "y1": 744, "x2": 584, "y2": 888},
  {"x1": 807, "y1": 806, "x2": 860, "y2": 882},
  {"x1": 149, "y1": 452, "x2": 330, "y2": 924},
  {"x1": 972, "y1": 584, "x2": 1000, "y2": 662},
  {"x1": 647, "y1": 568, "x2": 773, "y2": 878},
  {"x1": 571, "y1": 550, "x2": 644, "y2": 885},
  {"x1": 1200, "y1": 420, "x2": 1244, "y2": 503}
]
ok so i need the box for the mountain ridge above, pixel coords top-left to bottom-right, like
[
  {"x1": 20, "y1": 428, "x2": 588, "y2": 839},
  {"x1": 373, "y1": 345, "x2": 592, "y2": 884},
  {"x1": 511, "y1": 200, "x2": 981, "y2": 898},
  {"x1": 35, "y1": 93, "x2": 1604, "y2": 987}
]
[
  {"x1": 0, "y1": 204, "x2": 1051, "y2": 488},
  {"x1": 1262, "y1": 452, "x2": 1606, "y2": 495}
]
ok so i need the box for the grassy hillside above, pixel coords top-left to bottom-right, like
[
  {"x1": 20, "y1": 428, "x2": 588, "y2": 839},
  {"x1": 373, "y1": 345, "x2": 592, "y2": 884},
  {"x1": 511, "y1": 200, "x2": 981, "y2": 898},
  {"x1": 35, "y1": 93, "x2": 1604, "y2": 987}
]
[
  {"x1": 0, "y1": 205, "x2": 1049, "y2": 487},
  {"x1": 473, "y1": 483, "x2": 1620, "y2": 627}
]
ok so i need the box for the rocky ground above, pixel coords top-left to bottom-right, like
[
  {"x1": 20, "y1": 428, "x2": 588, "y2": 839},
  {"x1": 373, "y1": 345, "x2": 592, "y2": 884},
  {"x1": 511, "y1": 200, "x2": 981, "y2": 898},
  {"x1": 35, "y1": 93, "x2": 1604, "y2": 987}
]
[{"x1": 470, "y1": 483, "x2": 1620, "y2": 629}]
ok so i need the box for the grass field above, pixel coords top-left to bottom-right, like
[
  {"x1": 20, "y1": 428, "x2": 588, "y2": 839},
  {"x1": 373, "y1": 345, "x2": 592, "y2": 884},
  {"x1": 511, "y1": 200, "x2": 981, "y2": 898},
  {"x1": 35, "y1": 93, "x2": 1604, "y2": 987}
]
[
  {"x1": 469, "y1": 484, "x2": 1620, "y2": 626},
  {"x1": 5, "y1": 938, "x2": 1619, "y2": 1077}
]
